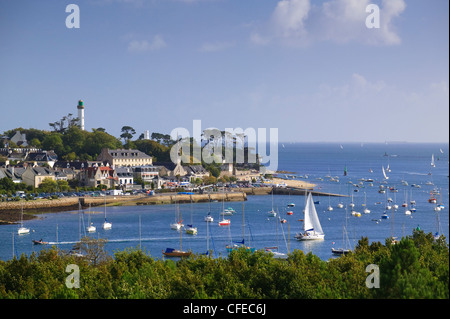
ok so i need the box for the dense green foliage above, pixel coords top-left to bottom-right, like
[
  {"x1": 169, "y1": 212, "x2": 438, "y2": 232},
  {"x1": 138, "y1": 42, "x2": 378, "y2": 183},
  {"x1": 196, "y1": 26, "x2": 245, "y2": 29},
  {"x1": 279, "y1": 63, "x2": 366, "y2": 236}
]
[{"x1": 0, "y1": 230, "x2": 447, "y2": 299}]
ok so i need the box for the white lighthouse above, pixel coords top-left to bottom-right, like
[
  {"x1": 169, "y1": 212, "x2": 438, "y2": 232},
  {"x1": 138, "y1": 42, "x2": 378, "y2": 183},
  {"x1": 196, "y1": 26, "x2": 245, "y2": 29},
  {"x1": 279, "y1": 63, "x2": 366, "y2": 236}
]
[{"x1": 77, "y1": 100, "x2": 85, "y2": 130}]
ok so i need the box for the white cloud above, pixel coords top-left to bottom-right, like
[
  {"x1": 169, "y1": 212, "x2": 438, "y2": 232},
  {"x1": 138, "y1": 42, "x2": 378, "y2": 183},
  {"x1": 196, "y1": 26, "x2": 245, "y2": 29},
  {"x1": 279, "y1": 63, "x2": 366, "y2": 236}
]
[
  {"x1": 251, "y1": 0, "x2": 406, "y2": 46},
  {"x1": 271, "y1": 0, "x2": 311, "y2": 38},
  {"x1": 127, "y1": 35, "x2": 167, "y2": 53}
]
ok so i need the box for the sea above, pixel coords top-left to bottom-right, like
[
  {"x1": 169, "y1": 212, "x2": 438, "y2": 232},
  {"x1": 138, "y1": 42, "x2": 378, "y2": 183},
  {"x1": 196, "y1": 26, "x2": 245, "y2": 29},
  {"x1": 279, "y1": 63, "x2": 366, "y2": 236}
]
[{"x1": 1, "y1": 142, "x2": 448, "y2": 261}]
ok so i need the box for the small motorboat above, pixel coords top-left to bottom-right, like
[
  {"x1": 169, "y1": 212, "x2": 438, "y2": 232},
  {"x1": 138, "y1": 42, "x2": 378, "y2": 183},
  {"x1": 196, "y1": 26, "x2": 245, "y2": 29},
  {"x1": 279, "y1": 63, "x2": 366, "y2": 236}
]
[
  {"x1": 32, "y1": 239, "x2": 48, "y2": 245},
  {"x1": 331, "y1": 247, "x2": 351, "y2": 255},
  {"x1": 162, "y1": 248, "x2": 192, "y2": 257}
]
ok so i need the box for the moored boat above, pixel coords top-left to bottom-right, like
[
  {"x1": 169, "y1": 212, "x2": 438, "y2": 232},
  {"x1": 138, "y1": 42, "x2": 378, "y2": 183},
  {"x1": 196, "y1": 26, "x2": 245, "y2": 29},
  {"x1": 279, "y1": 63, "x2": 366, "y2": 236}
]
[{"x1": 162, "y1": 248, "x2": 192, "y2": 257}]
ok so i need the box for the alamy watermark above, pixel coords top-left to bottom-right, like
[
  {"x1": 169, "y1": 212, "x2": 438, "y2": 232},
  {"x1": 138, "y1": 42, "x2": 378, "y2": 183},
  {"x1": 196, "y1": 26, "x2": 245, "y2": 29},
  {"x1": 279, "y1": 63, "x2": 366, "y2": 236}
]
[
  {"x1": 169, "y1": 120, "x2": 279, "y2": 172},
  {"x1": 366, "y1": 4, "x2": 380, "y2": 29},
  {"x1": 65, "y1": 264, "x2": 80, "y2": 289},
  {"x1": 365, "y1": 264, "x2": 380, "y2": 288},
  {"x1": 65, "y1": 4, "x2": 80, "y2": 29}
]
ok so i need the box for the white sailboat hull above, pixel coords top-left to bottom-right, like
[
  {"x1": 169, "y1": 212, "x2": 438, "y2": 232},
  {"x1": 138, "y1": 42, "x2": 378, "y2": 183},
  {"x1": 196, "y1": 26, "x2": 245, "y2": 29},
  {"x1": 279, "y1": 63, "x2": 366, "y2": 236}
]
[
  {"x1": 18, "y1": 227, "x2": 30, "y2": 235},
  {"x1": 170, "y1": 223, "x2": 184, "y2": 230},
  {"x1": 103, "y1": 222, "x2": 112, "y2": 230},
  {"x1": 295, "y1": 233, "x2": 325, "y2": 241}
]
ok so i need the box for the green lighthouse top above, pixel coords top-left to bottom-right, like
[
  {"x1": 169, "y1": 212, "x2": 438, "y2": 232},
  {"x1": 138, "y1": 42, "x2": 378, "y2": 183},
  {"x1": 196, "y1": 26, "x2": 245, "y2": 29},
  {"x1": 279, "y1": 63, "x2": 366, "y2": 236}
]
[{"x1": 77, "y1": 100, "x2": 84, "y2": 109}]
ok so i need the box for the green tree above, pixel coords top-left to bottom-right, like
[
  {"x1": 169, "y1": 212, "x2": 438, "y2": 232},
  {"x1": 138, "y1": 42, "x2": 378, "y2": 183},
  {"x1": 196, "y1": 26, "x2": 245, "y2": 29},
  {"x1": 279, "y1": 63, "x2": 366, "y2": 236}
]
[
  {"x1": 84, "y1": 130, "x2": 122, "y2": 158},
  {"x1": 56, "y1": 180, "x2": 70, "y2": 191},
  {"x1": 42, "y1": 134, "x2": 65, "y2": 154},
  {"x1": 120, "y1": 126, "x2": 136, "y2": 144},
  {"x1": 134, "y1": 139, "x2": 170, "y2": 162},
  {"x1": 38, "y1": 178, "x2": 58, "y2": 193}
]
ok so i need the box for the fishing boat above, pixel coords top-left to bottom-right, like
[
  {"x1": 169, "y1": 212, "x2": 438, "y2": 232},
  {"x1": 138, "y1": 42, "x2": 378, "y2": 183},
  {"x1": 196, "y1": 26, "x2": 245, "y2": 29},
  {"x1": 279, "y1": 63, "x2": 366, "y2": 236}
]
[{"x1": 295, "y1": 193, "x2": 324, "y2": 241}]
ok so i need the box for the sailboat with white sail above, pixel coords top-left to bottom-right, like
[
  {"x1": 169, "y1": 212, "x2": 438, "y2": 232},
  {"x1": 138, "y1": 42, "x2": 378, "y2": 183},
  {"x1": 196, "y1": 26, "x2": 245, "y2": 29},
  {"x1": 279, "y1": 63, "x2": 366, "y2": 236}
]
[
  {"x1": 218, "y1": 187, "x2": 231, "y2": 226},
  {"x1": 295, "y1": 193, "x2": 325, "y2": 241},
  {"x1": 86, "y1": 204, "x2": 96, "y2": 233},
  {"x1": 17, "y1": 202, "x2": 30, "y2": 235},
  {"x1": 102, "y1": 194, "x2": 112, "y2": 230},
  {"x1": 267, "y1": 187, "x2": 277, "y2": 217},
  {"x1": 382, "y1": 166, "x2": 389, "y2": 180},
  {"x1": 170, "y1": 196, "x2": 184, "y2": 230}
]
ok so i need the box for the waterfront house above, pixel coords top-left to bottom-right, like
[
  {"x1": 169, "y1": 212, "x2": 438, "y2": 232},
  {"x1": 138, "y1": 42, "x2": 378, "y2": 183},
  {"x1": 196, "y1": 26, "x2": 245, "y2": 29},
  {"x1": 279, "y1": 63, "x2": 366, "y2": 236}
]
[
  {"x1": 79, "y1": 165, "x2": 118, "y2": 189},
  {"x1": 97, "y1": 148, "x2": 153, "y2": 167},
  {"x1": 0, "y1": 166, "x2": 24, "y2": 183},
  {"x1": 185, "y1": 165, "x2": 210, "y2": 181},
  {"x1": 116, "y1": 167, "x2": 134, "y2": 190},
  {"x1": 26, "y1": 151, "x2": 58, "y2": 168},
  {"x1": 21, "y1": 166, "x2": 56, "y2": 188},
  {"x1": 133, "y1": 165, "x2": 160, "y2": 183}
]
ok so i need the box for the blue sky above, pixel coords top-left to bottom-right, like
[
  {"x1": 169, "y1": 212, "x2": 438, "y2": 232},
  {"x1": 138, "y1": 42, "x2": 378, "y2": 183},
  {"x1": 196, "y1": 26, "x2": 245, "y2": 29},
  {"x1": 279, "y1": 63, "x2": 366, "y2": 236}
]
[{"x1": 0, "y1": 0, "x2": 448, "y2": 143}]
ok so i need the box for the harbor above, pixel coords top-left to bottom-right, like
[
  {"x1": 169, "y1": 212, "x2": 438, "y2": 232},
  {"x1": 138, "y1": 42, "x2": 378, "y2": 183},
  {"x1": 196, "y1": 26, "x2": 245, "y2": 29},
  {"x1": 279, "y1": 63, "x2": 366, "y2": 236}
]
[{"x1": 1, "y1": 142, "x2": 448, "y2": 262}]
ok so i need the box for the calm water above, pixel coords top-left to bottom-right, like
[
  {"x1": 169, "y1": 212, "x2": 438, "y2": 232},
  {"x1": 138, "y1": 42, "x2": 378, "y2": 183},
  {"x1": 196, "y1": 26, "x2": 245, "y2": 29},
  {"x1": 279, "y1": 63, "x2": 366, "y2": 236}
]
[{"x1": 1, "y1": 143, "x2": 448, "y2": 261}]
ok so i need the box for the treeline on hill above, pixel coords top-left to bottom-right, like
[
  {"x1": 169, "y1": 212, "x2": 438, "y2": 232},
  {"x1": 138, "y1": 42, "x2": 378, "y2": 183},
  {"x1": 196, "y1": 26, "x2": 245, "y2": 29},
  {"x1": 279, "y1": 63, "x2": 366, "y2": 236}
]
[
  {"x1": 1, "y1": 126, "x2": 171, "y2": 163},
  {"x1": 0, "y1": 230, "x2": 448, "y2": 299},
  {"x1": 2, "y1": 123, "x2": 259, "y2": 171}
]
